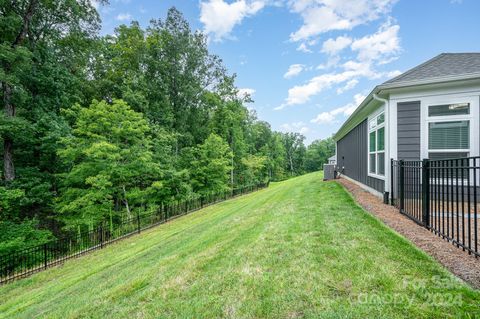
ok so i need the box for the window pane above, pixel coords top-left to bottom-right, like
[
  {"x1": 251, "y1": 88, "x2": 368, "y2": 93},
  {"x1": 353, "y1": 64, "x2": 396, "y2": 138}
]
[
  {"x1": 369, "y1": 154, "x2": 376, "y2": 173},
  {"x1": 428, "y1": 121, "x2": 469, "y2": 149},
  {"x1": 369, "y1": 132, "x2": 376, "y2": 152},
  {"x1": 377, "y1": 113, "x2": 385, "y2": 125},
  {"x1": 369, "y1": 119, "x2": 376, "y2": 130},
  {"x1": 378, "y1": 152, "x2": 385, "y2": 175},
  {"x1": 429, "y1": 103, "x2": 469, "y2": 117},
  {"x1": 377, "y1": 127, "x2": 385, "y2": 151}
]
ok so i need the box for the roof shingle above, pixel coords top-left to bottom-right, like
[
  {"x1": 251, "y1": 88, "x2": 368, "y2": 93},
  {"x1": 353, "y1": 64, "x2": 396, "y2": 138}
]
[{"x1": 383, "y1": 53, "x2": 480, "y2": 85}]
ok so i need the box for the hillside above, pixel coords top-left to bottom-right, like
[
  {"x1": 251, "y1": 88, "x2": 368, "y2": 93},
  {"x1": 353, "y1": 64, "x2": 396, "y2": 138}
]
[{"x1": 1, "y1": 173, "x2": 479, "y2": 318}]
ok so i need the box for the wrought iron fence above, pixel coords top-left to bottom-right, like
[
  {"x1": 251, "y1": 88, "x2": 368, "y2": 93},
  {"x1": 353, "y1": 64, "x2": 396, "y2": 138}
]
[
  {"x1": 0, "y1": 182, "x2": 269, "y2": 284},
  {"x1": 391, "y1": 158, "x2": 479, "y2": 257}
]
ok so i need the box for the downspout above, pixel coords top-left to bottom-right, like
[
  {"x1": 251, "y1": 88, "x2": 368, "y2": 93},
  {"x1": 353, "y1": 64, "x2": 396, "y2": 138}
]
[{"x1": 373, "y1": 93, "x2": 390, "y2": 203}]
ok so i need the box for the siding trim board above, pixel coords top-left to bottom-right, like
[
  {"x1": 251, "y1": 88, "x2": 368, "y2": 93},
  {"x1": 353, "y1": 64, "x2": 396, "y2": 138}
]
[{"x1": 337, "y1": 119, "x2": 385, "y2": 195}]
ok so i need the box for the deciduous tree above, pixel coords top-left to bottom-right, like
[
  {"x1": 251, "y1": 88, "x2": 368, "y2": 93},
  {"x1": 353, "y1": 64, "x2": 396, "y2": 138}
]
[{"x1": 56, "y1": 99, "x2": 161, "y2": 231}]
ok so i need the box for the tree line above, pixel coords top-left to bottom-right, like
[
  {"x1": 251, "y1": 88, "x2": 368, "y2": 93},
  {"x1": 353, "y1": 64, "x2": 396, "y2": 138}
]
[{"x1": 0, "y1": 1, "x2": 335, "y2": 253}]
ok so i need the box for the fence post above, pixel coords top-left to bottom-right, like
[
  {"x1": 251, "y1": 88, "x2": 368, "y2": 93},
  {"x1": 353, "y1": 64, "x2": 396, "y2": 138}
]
[
  {"x1": 100, "y1": 224, "x2": 104, "y2": 249},
  {"x1": 390, "y1": 158, "x2": 394, "y2": 205},
  {"x1": 43, "y1": 243, "x2": 48, "y2": 269},
  {"x1": 399, "y1": 159, "x2": 405, "y2": 212},
  {"x1": 422, "y1": 158, "x2": 430, "y2": 229},
  {"x1": 161, "y1": 202, "x2": 165, "y2": 221},
  {"x1": 137, "y1": 212, "x2": 141, "y2": 233}
]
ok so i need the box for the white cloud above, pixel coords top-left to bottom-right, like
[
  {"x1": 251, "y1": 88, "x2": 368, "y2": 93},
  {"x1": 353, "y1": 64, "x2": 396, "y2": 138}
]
[
  {"x1": 279, "y1": 20, "x2": 401, "y2": 109},
  {"x1": 336, "y1": 79, "x2": 359, "y2": 94},
  {"x1": 378, "y1": 56, "x2": 399, "y2": 65},
  {"x1": 351, "y1": 21, "x2": 401, "y2": 62},
  {"x1": 284, "y1": 64, "x2": 305, "y2": 79},
  {"x1": 116, "y1": 13, "x2": 132, "y2": 21},
  {"x1": 317, "y1": 56, "x2": 340, "y2": 70},
  {"x1": 290, "y1": 5, "x2": 350, "y2": 42},
  {"x1": 280, "y1": 121, "x2": 310, "y2": 134},
  {"x1": 276, "y1": 63, "x2": 376, "y2": 109},
  {"x1": 311, "y1": 93, "x2": 366, "y2": 124},
  {"x1": 385, "y1": 69, "x2": 402, "y2": 78},
  {"x1": 310, "y1": 112, "x2": 335, "y2": 124},
  {"x1": 321, "y1": 36, "x2": 352, "y2": 55},
  {"x1": 200, "y1": 0, "x2": 265, "y2": 41},
  {"x1": 288, "y1": 0, "x2": 397, "y2": 42},
  {"x1": 297, "y1": 43, "x2": 313, "y2": 53},
  {"x1": 237, "y1": 88, "x2": 256, "y2": 99}
]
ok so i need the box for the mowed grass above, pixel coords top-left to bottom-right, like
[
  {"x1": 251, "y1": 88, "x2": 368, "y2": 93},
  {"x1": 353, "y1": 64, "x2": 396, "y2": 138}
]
[{"x1": 1, "y1": 173, "x2": 479, "y2": 318}]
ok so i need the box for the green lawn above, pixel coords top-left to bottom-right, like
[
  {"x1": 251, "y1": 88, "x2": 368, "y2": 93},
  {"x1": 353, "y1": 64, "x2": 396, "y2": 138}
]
[{"x1": 1, "y1": 172, "x2": 479, "y2": 318}]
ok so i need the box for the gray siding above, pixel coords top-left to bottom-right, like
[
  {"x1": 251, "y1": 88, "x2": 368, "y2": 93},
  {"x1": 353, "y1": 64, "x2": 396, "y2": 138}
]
[
  {"x1": 397, "y1": 101, "x2": 421, "y2": 160},
  {"x1": 337, "y1": 119, "x2": 385, "y2": 194}
]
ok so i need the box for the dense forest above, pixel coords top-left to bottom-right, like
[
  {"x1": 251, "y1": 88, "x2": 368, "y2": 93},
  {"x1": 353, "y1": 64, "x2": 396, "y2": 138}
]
[{"x1": 0, "y1": 1, "x2": 335, "y2": 253}]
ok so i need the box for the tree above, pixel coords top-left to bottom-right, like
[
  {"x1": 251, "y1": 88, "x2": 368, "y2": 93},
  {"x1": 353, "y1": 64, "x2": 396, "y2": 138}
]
[
  {"x1": 0, "y1": 4, "x2": 310, "y2": 249},
  {"x1": 304, "y1": 137, "x2": 336, "y2": 172},
  {"x1": 0, "y1": 186, "x2": 53, "y2": 254},
  {"x1": 267, "y1": 132, "x2": 287, "y2": 181},
  {"x1": 283, "y1": 132, "x2": 306, "y2": 176},
  {"x1": 0, "y1": 219, "x2": 52, "y2": 256},
  {"x1": 0, "y1": 0, "x2": 101, "y2": 181},
  {"x1": 241, "y1": 154, "x2": 268, "y2": 185},
  {"x1": 210, "y1": 93, "x2": 248, "y2": 186},
  {"x1": 56, "y1": 99, "x2": 161, "y2": 231},
  {"x1": 145, "y1": 8, "x2": 226, "y2": 146},
  {"x1": 190, "y1": 134, "x2": 232, "y2": 195}
]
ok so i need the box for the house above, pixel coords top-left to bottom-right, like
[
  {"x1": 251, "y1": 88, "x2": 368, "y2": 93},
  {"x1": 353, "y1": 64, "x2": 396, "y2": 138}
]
[
  {"x1": 328, "y1": 155, "x2": 336, "y2": 165},
  {"x1": 333, "y1": 53, "x2": 480, "y2": 200}
]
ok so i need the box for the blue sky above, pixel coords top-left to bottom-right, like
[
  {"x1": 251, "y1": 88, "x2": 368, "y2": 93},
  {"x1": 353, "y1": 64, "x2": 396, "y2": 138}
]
[{"x1": 94, "y1": 0, "x2": 480, "y2": 144}]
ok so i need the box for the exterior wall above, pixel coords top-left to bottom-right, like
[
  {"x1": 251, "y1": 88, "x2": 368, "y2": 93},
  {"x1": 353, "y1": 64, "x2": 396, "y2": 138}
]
[
  {"x1": 397, "y1": 101, "x2": 421, "y2": 160},
  {"x1": 389, "y1": 81, "x2": 480, "y2": 161},
  {"x1": 336, "y1": 81, "x2": 480, "y2": 198},
  {"x1": 337, "y1": 119, "x2": 385, "y2": 195},
  {"x1": 389, "y1": 85, "x2": 480, "y2": 202}
]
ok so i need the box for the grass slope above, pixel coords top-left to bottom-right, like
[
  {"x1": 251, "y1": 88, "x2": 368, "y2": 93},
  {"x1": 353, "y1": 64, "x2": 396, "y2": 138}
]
[{"x1": 1, "y1": 172, "x2": 479, "y2": 318}]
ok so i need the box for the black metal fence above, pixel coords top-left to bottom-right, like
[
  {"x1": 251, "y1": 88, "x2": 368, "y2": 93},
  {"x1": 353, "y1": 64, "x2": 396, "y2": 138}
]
[
  {"x1": 0, "y1": 182, "x2": 269, "y2": 284},
  {"x1": 391, "y1": 158, "x2": 479, "y2": 257}
]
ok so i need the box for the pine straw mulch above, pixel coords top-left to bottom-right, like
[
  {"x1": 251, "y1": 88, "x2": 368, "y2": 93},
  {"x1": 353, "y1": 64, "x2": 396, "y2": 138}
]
[{"x1": 336, "y1": 177, "x2": 480, "y2": 289}]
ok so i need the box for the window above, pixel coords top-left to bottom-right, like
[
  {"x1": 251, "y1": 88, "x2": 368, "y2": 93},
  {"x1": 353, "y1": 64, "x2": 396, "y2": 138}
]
[
  {"x1": 368, "y1": 111, "x2": 385, "y2": 177},
  {"x1": 427, "y1": 103, "x2": 470, "y2": 160},
  {"x1": 428, "y1": 103, "x2": 469, "y2": 117}
]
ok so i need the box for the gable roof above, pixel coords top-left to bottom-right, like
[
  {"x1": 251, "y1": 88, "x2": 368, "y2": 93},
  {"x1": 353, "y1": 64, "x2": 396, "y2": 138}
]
[
  {"x1": 384, "y1": 53, "x2": 480, "y2": 85},
  {"x1": 333, "y1": 53, "x2": 480, "y2": 142}
]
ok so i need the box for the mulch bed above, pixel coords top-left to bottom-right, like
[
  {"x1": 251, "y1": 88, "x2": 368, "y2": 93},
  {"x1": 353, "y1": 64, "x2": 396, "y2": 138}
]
[{"x1": 336, "y1": 177, "x2": 480, "y2": 289}]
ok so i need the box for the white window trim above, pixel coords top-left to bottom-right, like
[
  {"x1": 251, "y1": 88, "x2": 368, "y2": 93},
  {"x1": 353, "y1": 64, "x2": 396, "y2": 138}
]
[
  {"x1": 420, "y1": 95, "x2": 479, "y2": 161},
  {"x1": 426, "y1": 114, "x2": 471, "y2": 159},
  {"x1": 368, "y1": 107, "x2": 386, "y2": 180},
  {"x1": 420, "y1": 95, "x2": 479, "y2": 184}
]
